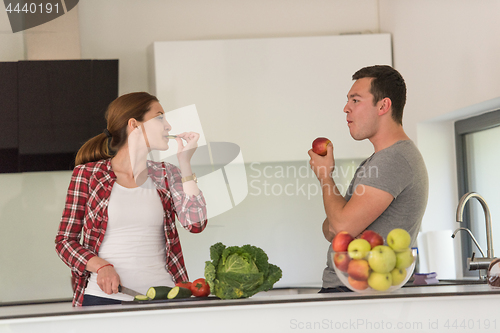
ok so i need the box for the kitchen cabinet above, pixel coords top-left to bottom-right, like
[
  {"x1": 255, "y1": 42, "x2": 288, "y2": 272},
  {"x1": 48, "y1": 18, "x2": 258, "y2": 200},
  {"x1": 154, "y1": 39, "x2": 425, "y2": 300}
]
[
  {"x1": 1, "y1": 284, "x2": 498, "y2": 333},
  {"x1": 0, "y1": 62, "x2": 19, "y2": 173},
  {"x1": 150, "y1": 34, "x2": 392, "y2": 163},
  {"x1": 0, "y1": 60, "x2": 118, "y2": 173}
]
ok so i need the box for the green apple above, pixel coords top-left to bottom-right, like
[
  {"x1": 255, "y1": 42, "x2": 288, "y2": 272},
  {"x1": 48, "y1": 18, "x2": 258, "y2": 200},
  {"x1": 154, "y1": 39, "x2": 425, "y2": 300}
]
[
  {"x1": 367, "y1": 272, "x2": 392, "y2": 291},
  {"x1": 347, "y1": 239, "x2": 371, "y2": 260},
  {"x1": 395, "y1": 248, "x2": 414, "y2": 269},
  {"x1": 368, "y1": 245, "x2": 396, "y2": 273},
  {"x1": 391, "y1": 267, "x2": 407, "y2": 286},
  {"x1": 387, "y1": 228, "x2": 411, "y2": 252}
]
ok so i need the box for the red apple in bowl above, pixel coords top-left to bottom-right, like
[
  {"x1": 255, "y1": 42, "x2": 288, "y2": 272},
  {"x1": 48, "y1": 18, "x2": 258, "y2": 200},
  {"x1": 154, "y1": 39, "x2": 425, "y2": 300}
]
[
  {"x1": 347, "y1": 259, "x2": 370, "y2": 281},
  {"x1": 312, "y1": 137, "x2": 331, "y2": 156},
  {"x1": 348, "y1": 276, "x2": 369, "y2": 290},
  {"x1": 331, "y1": 231, "x2": 354, "y2": 252},
  {"x1": 333, "y1": 252, "x2": 351, "y2": 272},
  {"x1": 360, "y1": 230, "x2": 384, "y2": 249}
]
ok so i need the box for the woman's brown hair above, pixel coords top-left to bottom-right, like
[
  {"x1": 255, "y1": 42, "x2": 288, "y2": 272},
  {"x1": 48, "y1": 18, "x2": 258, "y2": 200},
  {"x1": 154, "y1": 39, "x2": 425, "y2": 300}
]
[{"x1": 75, "y1": 92, "x2": 159, "y2": 165}]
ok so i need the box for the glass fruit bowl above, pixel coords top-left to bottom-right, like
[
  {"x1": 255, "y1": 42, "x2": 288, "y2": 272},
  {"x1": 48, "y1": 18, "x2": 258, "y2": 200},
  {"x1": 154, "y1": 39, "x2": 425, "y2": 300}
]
[
  {"x1": 332, "y1": 247, "x2": 417, "y2": 294},
  {"x1": 487, "y1": 258, "x2": 500, "y2": 289}
]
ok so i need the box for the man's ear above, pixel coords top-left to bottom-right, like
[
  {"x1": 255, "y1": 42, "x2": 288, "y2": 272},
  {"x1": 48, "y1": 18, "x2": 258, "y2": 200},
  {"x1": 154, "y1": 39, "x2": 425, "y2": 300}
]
[{"x1": 378, "y1": 97, "x2": 392, "y2": 116}]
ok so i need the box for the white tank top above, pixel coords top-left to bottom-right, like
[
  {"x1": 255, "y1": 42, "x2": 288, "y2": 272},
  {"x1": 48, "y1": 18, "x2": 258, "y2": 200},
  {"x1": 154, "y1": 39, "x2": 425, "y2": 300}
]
[{"x1": 85, "y1": 177, "x2": 175, "y2": 301}]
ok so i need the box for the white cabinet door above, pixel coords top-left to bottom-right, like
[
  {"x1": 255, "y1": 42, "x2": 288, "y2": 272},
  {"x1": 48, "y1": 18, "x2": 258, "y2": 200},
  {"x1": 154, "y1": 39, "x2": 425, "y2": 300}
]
[{"x1": 151, "y1": 34, "x2": 392, "y2": 162}]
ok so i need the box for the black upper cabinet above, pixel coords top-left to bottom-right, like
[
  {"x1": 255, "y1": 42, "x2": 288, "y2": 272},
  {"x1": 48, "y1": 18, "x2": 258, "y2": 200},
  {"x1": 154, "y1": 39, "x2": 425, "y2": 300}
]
[
  {"x1": 0, "y1": 60, "x2": 118, "y2": 173},
  {"x1": 18, "y1": 60, "x2": 93, "y2": 155},
  {"x1": 0, "y1": 62, "x2": 19, "y2": 173},
  {"x1": 89, "y1": 60, "x2": 120, "y2": 140}
]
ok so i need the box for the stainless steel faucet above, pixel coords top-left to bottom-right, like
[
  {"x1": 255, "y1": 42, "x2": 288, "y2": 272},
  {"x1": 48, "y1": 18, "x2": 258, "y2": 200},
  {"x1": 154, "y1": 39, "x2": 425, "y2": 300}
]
[
  {"x1": 453, "y1": 192, "x2": 496, "y2": 275},
  {"x1": 452, "y1": 227, "x2": 486, "y2": 257},
  {"x1": 456, "y1": 192, "x2": 494, "y2": 258}
]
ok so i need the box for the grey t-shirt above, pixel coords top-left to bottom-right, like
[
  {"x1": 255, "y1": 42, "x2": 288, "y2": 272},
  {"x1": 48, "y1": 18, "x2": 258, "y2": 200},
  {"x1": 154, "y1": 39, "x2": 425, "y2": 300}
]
[{"x1": 322, "y1": 140, "x2": 429, "y2": 288}]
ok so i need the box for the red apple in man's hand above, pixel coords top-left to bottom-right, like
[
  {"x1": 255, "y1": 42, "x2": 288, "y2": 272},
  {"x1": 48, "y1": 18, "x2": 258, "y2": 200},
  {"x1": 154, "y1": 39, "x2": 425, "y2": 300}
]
[
  {"x1": 332, "y1": 231, "x2": 354, "y2": 252},
  {"x1": 333, "y1": 252, "x2": 351, "y2": 272},
  {"x1": 312, "y1": 137, "x2": 331, "y2": 156},
  {"x1": 360, "y1": 230, "x2": 384, "y2": 249}
]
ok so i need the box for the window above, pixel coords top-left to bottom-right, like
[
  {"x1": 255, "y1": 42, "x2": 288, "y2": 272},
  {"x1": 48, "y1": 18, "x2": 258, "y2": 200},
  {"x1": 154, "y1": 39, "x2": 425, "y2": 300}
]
[{"x1": 455, "y1": 109, "x2": 500, "y2": 277}]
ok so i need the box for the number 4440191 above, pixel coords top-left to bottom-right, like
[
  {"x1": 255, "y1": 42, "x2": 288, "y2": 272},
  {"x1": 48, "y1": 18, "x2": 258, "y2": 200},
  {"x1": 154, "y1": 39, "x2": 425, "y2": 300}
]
[
  {"x1": 5, "y1": 2, "x2": 59, "y2": 14},
  {"x1": 444, "y1": 319, "x2": 496, "y2": 330}
]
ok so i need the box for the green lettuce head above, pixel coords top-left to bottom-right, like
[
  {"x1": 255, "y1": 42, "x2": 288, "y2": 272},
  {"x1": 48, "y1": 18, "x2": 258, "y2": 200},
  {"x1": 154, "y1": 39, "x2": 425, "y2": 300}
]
[{"x1": 205, "y1": 242, "x2": 282, "y2": 299}]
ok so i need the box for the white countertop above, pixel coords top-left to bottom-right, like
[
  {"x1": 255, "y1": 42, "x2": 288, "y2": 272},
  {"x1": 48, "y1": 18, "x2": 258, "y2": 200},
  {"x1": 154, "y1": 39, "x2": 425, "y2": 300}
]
[
  {"x1": 2, "y1": 284, "x2": 500, "y2": 333},
  {"x1": 1, "y1": 283, "x2": 499, "y2": 321}
]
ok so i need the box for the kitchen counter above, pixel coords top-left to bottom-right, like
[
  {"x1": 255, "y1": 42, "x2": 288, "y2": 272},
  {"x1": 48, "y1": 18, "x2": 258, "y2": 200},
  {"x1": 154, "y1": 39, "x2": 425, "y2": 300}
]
[{"x1": 1, "y1": 284, "x2": 499, "y2": 333}]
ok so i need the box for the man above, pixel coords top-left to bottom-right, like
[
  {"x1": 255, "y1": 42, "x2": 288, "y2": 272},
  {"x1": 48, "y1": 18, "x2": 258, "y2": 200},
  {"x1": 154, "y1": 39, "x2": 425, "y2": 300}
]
[{"x1": 308, "y1": 65, "x2": 428, "y2": 292}]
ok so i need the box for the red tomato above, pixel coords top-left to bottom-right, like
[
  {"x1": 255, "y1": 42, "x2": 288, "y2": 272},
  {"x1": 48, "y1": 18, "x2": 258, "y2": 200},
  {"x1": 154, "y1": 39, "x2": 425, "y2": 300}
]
[
  {"x1": 176, "y1": 281, "x2": 192, "y2": 290},
  {"x1": 191, "y1": 278, "x2": 210, "y2": 297}
]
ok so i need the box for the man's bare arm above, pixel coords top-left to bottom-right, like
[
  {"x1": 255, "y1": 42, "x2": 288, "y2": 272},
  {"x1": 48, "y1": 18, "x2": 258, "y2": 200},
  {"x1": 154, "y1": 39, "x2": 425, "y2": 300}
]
[
  {"x1": 322, "y1": 181, "x2": 394, "y2": 237},
  {"x1": 322, "y1": 217, "x2": 335, "y2": 242}
]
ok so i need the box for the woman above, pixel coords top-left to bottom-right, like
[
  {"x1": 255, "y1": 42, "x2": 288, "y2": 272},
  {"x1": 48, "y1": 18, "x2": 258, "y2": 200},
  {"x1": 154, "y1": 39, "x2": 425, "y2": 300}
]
[{"x1": 55, "y1": 92, "x2": 207, "y2": 306}]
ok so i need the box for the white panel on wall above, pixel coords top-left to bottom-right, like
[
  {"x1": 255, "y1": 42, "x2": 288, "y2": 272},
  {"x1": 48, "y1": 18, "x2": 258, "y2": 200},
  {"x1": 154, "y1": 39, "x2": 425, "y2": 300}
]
[
  {"x1": 151, "y1": 34, "x2": 392, "y2": 162},
  {"x1": 0, "y1": 171, "x2": 74, "y2": 303},
  {"x1": 176, "y1": 158, "x2": 362, "y2": 288}
]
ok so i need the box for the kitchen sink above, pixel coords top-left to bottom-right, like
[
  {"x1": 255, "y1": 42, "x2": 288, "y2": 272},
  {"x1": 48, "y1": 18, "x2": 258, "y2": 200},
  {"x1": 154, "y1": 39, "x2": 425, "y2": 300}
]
[
  {"x1": 254, "y1": 287, "x2": 321, "y2": 296},
  {"x1": 403, "y1": 279, "x2": 487, "y2": 288},
  {"x1": 255, "y1": 280, "x2": 489, "y2": 296}
]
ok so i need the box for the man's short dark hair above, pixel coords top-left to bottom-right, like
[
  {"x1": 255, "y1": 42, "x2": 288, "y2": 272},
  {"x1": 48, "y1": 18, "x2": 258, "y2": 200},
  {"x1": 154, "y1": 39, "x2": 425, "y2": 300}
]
[{"x1": 352, "y1": 65, "x2": 406, "y2": 125}]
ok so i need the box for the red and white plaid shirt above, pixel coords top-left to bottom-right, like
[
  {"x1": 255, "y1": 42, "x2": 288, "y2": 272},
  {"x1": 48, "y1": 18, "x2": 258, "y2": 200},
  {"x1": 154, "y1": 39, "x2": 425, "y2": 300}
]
[{"x1": 55, "y1": 159, "x2": 207, "y2": 306}]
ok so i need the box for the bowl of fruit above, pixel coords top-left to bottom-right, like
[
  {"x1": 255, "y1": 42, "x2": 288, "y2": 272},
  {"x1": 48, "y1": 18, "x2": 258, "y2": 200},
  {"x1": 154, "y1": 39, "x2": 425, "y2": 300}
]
[{"x1": 331, "y1": 229, "x2": 417, "y2": 293}]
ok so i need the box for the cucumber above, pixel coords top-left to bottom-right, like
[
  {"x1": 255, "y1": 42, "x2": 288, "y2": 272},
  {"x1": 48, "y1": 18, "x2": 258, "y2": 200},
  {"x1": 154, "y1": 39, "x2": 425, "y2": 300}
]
[
  {"x1": 167, "y1": 286, "x2": 192, "y2": 299},
  {"x1": 146, "y1": 286, "x2": 172, "y2": 300},
  {"x1": 134, "y1": 294, "x2": 150, "y2": 301}
]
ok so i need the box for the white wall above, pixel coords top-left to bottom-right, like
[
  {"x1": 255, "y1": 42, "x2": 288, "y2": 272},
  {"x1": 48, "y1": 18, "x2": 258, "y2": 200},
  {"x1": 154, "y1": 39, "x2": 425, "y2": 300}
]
[
  {"x1": 76, "y1": 0, "x2": 379, "y2": 95},
  {"x1": 379, "y1": 0, "x2": 500, "y2": 138},
  {"x1": 0, "y1": 171, "x2": 74, "y2": 302},
  {"x1": 0, "y1": 8, "x2": 24, "y2": 60},
  {"x1": 379, "y1": 0, "x2": 500, "y2": 276},
  {"x1": 23, "y1": 6, "x2": 81, "y2": 60}
]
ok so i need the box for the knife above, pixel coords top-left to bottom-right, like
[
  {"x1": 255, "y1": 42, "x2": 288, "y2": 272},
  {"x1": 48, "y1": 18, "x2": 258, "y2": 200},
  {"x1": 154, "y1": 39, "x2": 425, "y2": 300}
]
[{"x1": 118, "y1": 285, "x2": 143, "y2": 297}]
